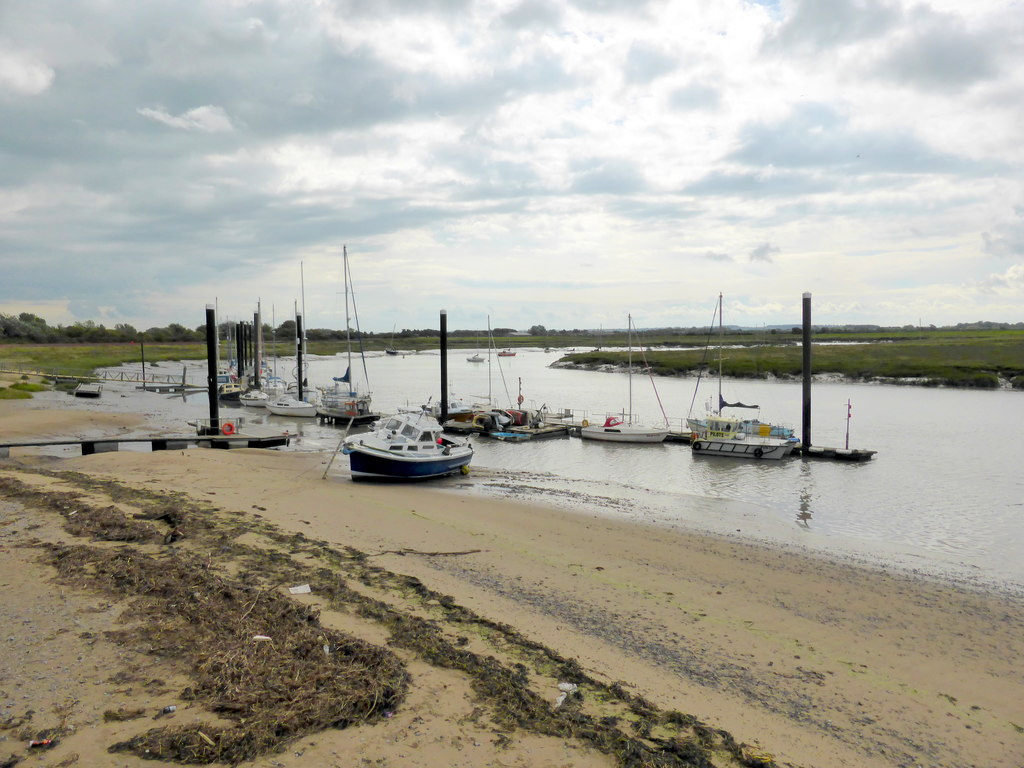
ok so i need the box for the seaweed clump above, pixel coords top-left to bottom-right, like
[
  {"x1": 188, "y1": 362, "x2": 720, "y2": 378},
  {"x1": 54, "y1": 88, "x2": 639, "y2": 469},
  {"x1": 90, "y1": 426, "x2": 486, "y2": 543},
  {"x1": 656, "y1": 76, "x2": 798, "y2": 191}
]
[{"x1": 46, "y1": 543, "x2": 408, "y2": 765}]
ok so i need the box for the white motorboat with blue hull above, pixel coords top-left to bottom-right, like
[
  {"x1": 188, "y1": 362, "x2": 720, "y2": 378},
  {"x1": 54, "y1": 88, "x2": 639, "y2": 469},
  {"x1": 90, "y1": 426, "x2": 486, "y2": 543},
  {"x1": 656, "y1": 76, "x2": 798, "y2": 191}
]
[{"x1": 343, "y1": 410, "x2": 473, "y2": 480}]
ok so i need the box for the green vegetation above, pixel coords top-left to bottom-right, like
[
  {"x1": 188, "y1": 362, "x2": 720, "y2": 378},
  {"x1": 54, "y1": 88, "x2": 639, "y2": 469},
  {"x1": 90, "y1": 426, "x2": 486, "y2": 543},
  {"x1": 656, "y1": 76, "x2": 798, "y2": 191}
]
[
  {"x1": 2, "y1": 324, "x2": 1022, "y2": 390},
  {"x1": 0, "y1": 387, "x2": 33, "y2": 400},
  {"x1": 563, "y1": 333, "x2": 1024, "y2": 389}
]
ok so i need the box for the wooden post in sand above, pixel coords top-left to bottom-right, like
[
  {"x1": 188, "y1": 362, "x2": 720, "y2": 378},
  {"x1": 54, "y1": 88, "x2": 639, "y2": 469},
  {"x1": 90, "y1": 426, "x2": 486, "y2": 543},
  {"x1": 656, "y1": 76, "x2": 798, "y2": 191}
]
[
  {"x1": 205, "y1": 304, "x2": 220, "y2": 434},
  {"x1": 801, "y1": 291, "x2": 812, "y2": 452},
  {"x1": 440, "y1": 310, "x2": 448, "y2": 423}
]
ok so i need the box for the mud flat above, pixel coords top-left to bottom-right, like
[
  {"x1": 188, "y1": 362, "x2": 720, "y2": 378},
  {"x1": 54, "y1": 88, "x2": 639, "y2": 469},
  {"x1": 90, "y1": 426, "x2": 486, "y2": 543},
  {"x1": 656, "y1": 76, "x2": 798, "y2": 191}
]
[{"x1": 1, "y1": 401, "x2": 1022, "y2": 768}]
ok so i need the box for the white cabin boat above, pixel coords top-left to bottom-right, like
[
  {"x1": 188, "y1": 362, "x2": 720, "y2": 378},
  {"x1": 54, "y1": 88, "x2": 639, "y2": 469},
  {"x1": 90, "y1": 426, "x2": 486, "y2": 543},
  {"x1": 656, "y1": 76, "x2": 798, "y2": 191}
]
[{"x1": 690, "y1": 414, "x2": 794, "y2": 460}]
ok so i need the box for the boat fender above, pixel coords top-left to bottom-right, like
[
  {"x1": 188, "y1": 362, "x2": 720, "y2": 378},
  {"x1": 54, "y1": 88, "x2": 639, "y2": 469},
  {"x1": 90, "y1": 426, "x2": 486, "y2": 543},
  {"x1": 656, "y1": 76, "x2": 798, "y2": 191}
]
[
  {"x1": 692, "y1": 441, "x2": 702, "y2": 451},
  {"x1": 221, "y1": 422, "x2": 236, "y2": 436},
  {"x1": 690, "y1": 431, "x2": 699, "y2": 442},
  {"x1": 460, "y1": 465, "x2": 470, "y2": 475},
  {"x1": 754, "y1": 447, "x2": 763, "y2": 458},
  {"x1": 581, "y1": 419, "x2": 590, "y2": 428}
]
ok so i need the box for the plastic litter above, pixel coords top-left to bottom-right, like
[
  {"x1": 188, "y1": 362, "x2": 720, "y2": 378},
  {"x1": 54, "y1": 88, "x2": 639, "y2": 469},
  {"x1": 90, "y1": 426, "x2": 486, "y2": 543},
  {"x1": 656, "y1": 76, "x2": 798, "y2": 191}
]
[
  {"x1": 557, "y1": 682, "x2": 579, "y2": 693},
  {"x1": 252, "y1": 635, "x2": 272, "y2": 642},
  {"x1": 161, "y1": 705, "x2": 176, "y2": 714},
  {"x1": 288, "y1": 584, "x2": 311, "y2": 594}
]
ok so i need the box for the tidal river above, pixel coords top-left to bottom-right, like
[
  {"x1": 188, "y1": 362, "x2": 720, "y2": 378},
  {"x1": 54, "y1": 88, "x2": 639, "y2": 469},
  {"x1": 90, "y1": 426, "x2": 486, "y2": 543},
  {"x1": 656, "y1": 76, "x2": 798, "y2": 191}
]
[{"x1": 85, "y1": 347, "x2": 1024, "y2": 590}]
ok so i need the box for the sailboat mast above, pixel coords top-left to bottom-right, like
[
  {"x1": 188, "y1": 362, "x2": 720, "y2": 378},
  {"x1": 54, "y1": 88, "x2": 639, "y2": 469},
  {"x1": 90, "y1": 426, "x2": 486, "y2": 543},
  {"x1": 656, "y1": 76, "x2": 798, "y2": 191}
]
[
  {"x1": 627, "y1": 314, "x2": 633, "y2": 424},
  {"x1": 344, "y1": 245, "x2": 352, "y2": 390},
  {"x1": 717, "y1": 293, "x2": 724, "y2": 414}
]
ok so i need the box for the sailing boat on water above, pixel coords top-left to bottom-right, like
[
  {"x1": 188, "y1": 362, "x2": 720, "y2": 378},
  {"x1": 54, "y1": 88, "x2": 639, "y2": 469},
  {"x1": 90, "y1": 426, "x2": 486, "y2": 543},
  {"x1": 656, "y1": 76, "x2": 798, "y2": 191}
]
[
  {"x1": 317, "y1": 245, "x2": 381, "y2": 425},
  {"x1": 581, "y1": 315, "x2": 669, "y2": 443},
  {"x1": 686, "y1": 294, "x2": 795, "y2": 459}
]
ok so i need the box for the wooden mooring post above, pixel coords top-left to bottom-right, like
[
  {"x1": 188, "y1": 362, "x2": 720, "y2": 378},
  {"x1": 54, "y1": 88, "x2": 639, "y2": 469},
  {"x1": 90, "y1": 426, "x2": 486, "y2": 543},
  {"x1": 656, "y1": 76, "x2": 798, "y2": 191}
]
[{"x1": 800, "y1": 291, "x2": 876, "y2": 461}]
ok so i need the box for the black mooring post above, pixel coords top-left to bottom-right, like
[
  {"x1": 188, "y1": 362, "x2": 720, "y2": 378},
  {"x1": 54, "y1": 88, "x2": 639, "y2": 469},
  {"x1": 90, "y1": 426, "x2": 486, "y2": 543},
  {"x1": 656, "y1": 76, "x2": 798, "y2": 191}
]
[
  {"x1": 296, "y1": 312, "x2": 305, "y2": 402},
  {"x1": 242, "y1": 322, "x2": 251, "y2": 381},
  {"x1": 205, "y1": 305, "x2": 220, "y2": 434},
  {"x1": 802, "y1": 291, "x2": 812, "y2": 452},
  {"x1": 440, "y1": 310, "x2": 448, "y2": 423},
  {"x1": 253, "y1": 311, "x2": 261, "y2": 389},
  {"x1": 234, "y1": 322, "x2": 244, "y2": 378}
]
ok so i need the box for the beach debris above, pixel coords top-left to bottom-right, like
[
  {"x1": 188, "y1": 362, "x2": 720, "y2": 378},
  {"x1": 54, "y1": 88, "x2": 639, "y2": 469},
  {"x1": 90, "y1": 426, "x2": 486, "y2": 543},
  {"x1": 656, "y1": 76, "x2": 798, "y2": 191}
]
[
  {"x1": 554, "y1": 682, "x2": 580, "y2": 709},
  {"x1": 161, "y1": 705, "x2": 177, "y2": 714},
  {"x1": 288, "y1": 584, "x2": 311, "y2": 594},
  {"x1": 252, "y1": 635, "x2": 272, "y2": 642},
  {"x1": 28, "y1": 739, "x2": 55, "y2": 749}
]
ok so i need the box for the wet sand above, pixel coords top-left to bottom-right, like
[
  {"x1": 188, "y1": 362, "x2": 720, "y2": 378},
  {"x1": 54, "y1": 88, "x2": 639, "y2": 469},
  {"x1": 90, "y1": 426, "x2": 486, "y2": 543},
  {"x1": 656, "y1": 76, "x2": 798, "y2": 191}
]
[{"x1": 1, "y1": 398, "x2": 1023, "y2": 767}]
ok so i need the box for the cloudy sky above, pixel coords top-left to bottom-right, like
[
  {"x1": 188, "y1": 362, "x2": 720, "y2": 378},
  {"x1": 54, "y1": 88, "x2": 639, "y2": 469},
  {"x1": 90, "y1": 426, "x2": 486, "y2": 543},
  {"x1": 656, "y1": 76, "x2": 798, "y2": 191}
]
[{"x1": 1, "y1": 0, "x2": 1022, "y2": 333}]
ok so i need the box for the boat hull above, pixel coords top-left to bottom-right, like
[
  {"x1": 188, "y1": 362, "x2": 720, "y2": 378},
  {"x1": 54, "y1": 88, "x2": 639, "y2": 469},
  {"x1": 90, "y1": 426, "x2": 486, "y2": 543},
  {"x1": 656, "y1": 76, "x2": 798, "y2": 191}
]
[
  {"x1": 345, "y1": 445, "x2": 472, "y2": 480},
  {"x1": 581, "y1": 426, "x2": 668, "y2": 443},
  {"x1": 691, "y1": 438, "x2": 792, "y2": 460}
]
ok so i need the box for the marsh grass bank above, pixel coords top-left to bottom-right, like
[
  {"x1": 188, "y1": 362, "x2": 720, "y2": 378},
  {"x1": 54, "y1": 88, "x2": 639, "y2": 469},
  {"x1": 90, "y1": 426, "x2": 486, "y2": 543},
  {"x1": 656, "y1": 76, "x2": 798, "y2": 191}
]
[{"x1": 559, "y1": 333, "x2": 1024, "y2": 389}]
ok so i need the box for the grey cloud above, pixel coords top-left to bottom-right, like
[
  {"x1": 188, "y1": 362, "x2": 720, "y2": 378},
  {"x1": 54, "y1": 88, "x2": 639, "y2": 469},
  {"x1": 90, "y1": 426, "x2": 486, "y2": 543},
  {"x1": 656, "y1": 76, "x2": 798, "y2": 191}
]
[
  {"x1": 727, "y1": 102, "x2": 987, "y2": 175},
  {"x1": 982, "y1": 217, "x2": 1024, "y2": 258},
  {"x1": 871, "y1": 8, "x2": 1001, "y2": 91},
  {"x1": 704, "y1": 251, "x2": 731, "y2": 261},
  {"x1": 625, "y1": 43, "x2": 677, "y2": 84},
  {"x1": 684, "y1": 169, "x2": 832, "y2": 198},
  {"x1": 501, "y1": 0, "x2": 563, "y2": 29},
  {"x1": 570, "y1": 159, "x2": 647, "y2": 195},
  {"x1": 750, "y1": 243, "x2": 780, "y2": 262},
  {"x1": 765, "y1": 0, "x2": 900, "y2": 52},
  {"x1": 668, "y1": 82, "x2": 720, "y2": 111}
]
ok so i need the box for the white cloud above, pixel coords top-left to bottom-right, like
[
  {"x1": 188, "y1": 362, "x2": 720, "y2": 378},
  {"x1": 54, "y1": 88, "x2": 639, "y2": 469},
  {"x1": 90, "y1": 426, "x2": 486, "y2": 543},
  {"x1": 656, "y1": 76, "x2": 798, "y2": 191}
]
[
  {"x1": 0, "y1": 49, "x2": 55, "y2": 95},
  {"x1": 137, "y1": 105, "x2": 236, "y2": 133}
]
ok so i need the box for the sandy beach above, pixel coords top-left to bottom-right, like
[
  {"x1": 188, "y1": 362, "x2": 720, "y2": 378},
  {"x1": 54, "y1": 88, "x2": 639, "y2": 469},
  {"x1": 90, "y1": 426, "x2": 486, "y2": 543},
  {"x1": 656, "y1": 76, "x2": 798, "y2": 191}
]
[{"x1": 1, "y1": 397, "x2": 1022, "y2": 768}]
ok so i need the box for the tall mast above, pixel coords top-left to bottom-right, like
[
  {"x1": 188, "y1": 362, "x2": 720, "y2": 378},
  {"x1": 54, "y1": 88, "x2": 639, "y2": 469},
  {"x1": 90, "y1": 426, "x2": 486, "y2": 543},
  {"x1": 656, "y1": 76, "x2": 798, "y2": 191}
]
[
  {"x1": 627, "y1": 314, "x2": 633, "y2": 424},
  {"x1": 717, "y1": 292, "x2": 723, "y2": 414},
  {"x1": 344, "y1": 245, "x2": 352, "y2": 391}
]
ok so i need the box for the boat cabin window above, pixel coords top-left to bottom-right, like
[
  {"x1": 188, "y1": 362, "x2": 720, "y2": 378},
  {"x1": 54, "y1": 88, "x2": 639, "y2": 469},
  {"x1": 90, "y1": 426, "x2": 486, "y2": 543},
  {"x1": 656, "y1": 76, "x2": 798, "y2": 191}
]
[
  {"x1": 384, "y1": 418, "x2": 403, "y2": 432},
  {"x1": 401, "y1": 424, "x2": 418, "y2": 438},
  {"x1": 419, "y1": 432, "x2": 433, "y2": 442}
]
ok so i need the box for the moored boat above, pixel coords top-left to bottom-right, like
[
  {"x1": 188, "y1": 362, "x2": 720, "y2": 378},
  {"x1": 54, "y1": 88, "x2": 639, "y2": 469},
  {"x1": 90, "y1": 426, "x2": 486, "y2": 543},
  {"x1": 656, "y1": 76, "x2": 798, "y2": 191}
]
[
  {"x1": 580, "y1": 415, "x2": 668, "y2": 443},
  {"x1": 239, "y1": 389, "x2": 269, "y2": 407},
  {"x1": 265, "y1": 394, "x2": 317, "y2": 418},
  {"x1": 497, "y1": 349, "x2": 516, "y2": 357},
  {"x1": 690, "y1": 414, "x2": 794, "y2": 460},
  {"x1": 343, "y1": 409, "x2": 473, "y2": 480}
]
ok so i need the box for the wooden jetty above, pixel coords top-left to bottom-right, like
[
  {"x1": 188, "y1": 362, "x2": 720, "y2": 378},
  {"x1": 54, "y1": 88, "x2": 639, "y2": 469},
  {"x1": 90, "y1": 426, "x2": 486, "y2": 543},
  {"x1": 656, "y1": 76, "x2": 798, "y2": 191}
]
[{"x1": 0, "y1": 430, "x2": 290, "y2": 459}]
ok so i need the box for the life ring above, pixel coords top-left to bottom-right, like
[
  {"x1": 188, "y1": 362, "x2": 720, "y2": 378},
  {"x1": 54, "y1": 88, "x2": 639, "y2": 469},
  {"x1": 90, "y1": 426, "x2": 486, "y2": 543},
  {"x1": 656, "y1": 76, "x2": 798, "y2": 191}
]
[
  {"x1": 692, "y1": 441, "x2": 702, "y2": 451},
  {"x1": 753, "y1": 447, "x2": 764, "y2": 458},
  {"x1": 221, "y1": 422, "x2": 236, "y2": 436},
  {"x1": 581, "y1": 419, "x2": 590, "y2": 428}
]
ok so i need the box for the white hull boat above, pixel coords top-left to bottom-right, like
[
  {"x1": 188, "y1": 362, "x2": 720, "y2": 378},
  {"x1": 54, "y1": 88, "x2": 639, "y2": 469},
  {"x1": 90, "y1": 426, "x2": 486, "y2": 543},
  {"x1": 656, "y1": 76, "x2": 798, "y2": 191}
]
[
  {"x1": 239, "y1": 390, "x2": 270, "y2": 408},
  {"x1": 266, "y1": 394, "x2": 317, "y2": 418},
  {"x1": 689, "y1": 414, "x2": 794, "y2": 460},
  {"x1": 343, "y1": 409, "x2": 473, "y2": 480},
  {"x1": 580, "y1": 416, "x2": 668, "y2": 443}
]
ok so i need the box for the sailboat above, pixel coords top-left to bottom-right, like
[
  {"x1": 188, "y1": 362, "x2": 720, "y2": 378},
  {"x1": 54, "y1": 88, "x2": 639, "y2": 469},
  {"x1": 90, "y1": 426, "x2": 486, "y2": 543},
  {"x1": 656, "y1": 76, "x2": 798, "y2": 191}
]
[
  {"x1": 385, "y1": 324, "x2": 399, "y2": 355},
  {"x1": 316, "y1": 245, "x2": 381, "y2": 425},
  {"x1": 266, "y1": 303, "x2": 317, "y2": 417},
  {"x1": 581, "y1": 315, "x2": 669, "y2": 443},
  {"x1": 687, "y1": 294, "x2": 795, "y2": 459}
]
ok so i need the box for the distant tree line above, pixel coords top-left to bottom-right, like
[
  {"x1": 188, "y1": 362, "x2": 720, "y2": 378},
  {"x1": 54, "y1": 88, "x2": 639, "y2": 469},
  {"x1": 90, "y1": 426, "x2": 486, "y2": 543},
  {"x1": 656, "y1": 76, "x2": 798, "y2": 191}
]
[{"x1": 2, "y1": 312, "x2": 1022, "y2": 345}]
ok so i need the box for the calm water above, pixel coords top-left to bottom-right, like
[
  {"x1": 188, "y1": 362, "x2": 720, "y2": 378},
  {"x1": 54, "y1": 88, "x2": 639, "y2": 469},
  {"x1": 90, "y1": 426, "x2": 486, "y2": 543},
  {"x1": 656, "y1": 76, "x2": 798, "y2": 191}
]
[{"x1": 80, "y1": 348, "x2": 1024, "y2": 587}]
